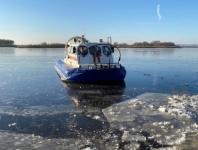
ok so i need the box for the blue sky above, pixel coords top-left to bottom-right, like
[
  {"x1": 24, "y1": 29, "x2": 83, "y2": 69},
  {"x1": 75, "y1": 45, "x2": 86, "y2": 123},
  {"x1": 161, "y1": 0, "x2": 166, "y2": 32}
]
[{"x1": 0, "y1": 0, "x2": 198, "y2": 44}]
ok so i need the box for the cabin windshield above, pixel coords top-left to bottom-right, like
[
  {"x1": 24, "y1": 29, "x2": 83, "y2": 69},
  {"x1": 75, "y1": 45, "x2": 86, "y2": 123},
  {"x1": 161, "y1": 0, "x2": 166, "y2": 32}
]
[
  {"x1": 89, "y1": 45, "x2": 101, "y2": 55},
  {"x1": 78, "y1": 46, "x2": 88, "y2": 56},
  {"x1": 102, "y1": 45, "x2": 112, "y2": 56}
]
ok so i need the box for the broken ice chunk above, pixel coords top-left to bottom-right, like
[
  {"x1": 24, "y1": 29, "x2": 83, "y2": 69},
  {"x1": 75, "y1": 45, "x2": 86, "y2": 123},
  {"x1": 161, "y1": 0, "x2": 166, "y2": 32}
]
[{"x1": 8, "y1": 122, "x2": 17, "y2": 127}]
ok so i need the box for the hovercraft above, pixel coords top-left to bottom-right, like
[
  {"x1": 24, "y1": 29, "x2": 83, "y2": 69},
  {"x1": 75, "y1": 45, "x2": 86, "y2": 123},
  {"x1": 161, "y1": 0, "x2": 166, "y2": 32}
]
[{"x1": 54, "y1": 36, "x2": 126, "y2": 83}]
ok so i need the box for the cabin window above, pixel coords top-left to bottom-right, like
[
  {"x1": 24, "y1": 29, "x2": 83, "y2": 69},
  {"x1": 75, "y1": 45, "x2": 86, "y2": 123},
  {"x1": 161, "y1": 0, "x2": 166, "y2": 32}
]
[
  {"x1": 68, "y1": 47, "x2": 72, "y2": 53},
  {"x1": 110, "y1": 46, "x2": 114, "y2": 53},
  {"x1": 67, "y1": 46, "x2": 76, "y2": 54},
  {"x1": 89, "y1": 46, "x2": 101, "y2": 55},
  {"x1": 78, "y1": 46, "x2": 88, "y2": 57},
  {"x1": 102, "y1": 46, "x2": 111, "y2": 56},
  {"x1": 96, "y1": 46, "x2": 101, "y2": 55},
  {"x1": 73, "y1": 47, "x2": 76, "y2": 53},
  {"x1": 89, "y1": 46, "x2": 97, "y2": 55}
]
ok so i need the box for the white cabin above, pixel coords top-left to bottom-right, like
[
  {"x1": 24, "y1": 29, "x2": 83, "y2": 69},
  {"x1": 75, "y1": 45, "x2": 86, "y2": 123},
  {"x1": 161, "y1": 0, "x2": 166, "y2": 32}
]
[{"x1": 64, "y1": 36, "x2": 117, "y2": 68}]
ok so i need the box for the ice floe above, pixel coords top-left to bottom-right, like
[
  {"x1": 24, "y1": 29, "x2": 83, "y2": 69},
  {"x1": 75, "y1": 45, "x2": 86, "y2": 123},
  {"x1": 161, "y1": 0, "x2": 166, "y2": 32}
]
[
  {"x1": 0, "y1": 130, "x2": 90, "y2": 150},
  {"x1": 102, "y1": 93, "x2": 198, "y2": 147},
  {"x1": 1, "y1": 93, "x2": 198, "y2": 149},
  {"x1": 8, "y1": 122, "x2": 17, "y2": 127},
  {"x1": 0, "y1": 105, "x2": 100, "y2": 117}
]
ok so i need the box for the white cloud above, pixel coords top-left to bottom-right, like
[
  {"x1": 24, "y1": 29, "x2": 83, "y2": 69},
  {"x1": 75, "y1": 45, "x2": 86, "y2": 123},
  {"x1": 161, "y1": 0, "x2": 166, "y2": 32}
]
[{"x1": 156, "y1": 4, "x2": 162, "y2": 21}]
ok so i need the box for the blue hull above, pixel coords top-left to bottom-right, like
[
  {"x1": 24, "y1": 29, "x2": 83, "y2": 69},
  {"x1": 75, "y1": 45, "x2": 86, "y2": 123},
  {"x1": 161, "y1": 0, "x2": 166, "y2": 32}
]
[{"x1": 54, "y1": 60, "x2": 126, "y2": 83}]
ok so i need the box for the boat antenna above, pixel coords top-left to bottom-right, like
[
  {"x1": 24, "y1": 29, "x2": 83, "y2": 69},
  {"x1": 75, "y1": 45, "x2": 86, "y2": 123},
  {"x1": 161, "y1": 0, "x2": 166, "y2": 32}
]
[
  {"x1": 81, "y1": 35, "x2": 88, "y2": 43},
  {"x1": 107, "y1": 36, "x2": 112, "y2": 44}
]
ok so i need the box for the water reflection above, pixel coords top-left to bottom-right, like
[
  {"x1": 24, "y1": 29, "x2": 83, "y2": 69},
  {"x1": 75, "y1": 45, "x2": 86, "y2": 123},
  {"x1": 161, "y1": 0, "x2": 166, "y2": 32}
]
[
  {"x1": 0, "y1": 47, "x2": 15, "y2": 55},
  {"x1": 62, "y1": 82, "x2": 126, "y2": 109},
  {"x1": 0, "y1": 81, "x2": 126, "y2": 138},
  {"x1": 131, "y1": 48, "x2": 175, "y2": 56},
  {"x1": 14, "y1": 48, "x2": 64, "y2": 56},
  {"x1": 0, "y1": 112, "x2": 107, "y2": 138}
]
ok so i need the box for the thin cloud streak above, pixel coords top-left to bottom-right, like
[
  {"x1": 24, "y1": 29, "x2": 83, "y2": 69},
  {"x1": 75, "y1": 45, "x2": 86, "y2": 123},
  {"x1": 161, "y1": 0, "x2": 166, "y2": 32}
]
[{"x1": 157, "y1": 4, "x2": 162, "y2": 21}]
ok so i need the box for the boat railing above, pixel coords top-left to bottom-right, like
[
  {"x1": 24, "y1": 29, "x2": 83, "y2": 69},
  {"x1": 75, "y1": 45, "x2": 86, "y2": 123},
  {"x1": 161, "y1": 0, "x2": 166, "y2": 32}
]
[
  {"x1": 79, "y1": 63, "x2": 121, "y2": 70},
  {"x1": 114, "y1": 46, "x2": 121, "y2": 64}
]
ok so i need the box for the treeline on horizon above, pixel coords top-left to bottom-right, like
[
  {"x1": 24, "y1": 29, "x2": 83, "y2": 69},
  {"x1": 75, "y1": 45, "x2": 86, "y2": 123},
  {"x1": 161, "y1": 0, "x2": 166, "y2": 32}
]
[
  {"x1": 114, "y1": 41, "x2": 180, "y2": 48},
  {"x1": 17, "y1": 42, "x2": 65, "y2": 48},
  {"x1": 0, "y1": 39, "x2": 15, "y2": 47},
  {"x1": 1, "y1": 39, "x2": 197, "y2": 48},
  {"x1": 0, "y1": 39, "x2": 65, "y2": 48}
]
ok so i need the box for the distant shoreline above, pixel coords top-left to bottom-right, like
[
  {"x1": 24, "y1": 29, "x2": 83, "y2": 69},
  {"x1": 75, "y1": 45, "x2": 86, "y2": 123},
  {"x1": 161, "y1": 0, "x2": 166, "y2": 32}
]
[
  {"x1": 0, "y1": 43, "x2": 182, "y2": 49},
  {"x1": 1, "y1": 39, "x2": 198, "y2": 48},
  {"x1": 16, "y1": 41, "x2": 180, "y2": 48},
  {"x1": 0, "y1": 45, "x2": 181, "y2": 48},
  {"x1": 1, "y1": 45, "x2": 198, "y2": 48},
  {"x1": 16, "y1": 44, "x2": 65, "y2": 48}
]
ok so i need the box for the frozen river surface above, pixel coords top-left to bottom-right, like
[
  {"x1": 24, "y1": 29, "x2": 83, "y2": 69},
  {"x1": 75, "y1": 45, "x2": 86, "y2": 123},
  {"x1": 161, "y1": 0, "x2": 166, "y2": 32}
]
[{"x1": 0, "y1": 47, "x2": 198, "y2": 149}]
